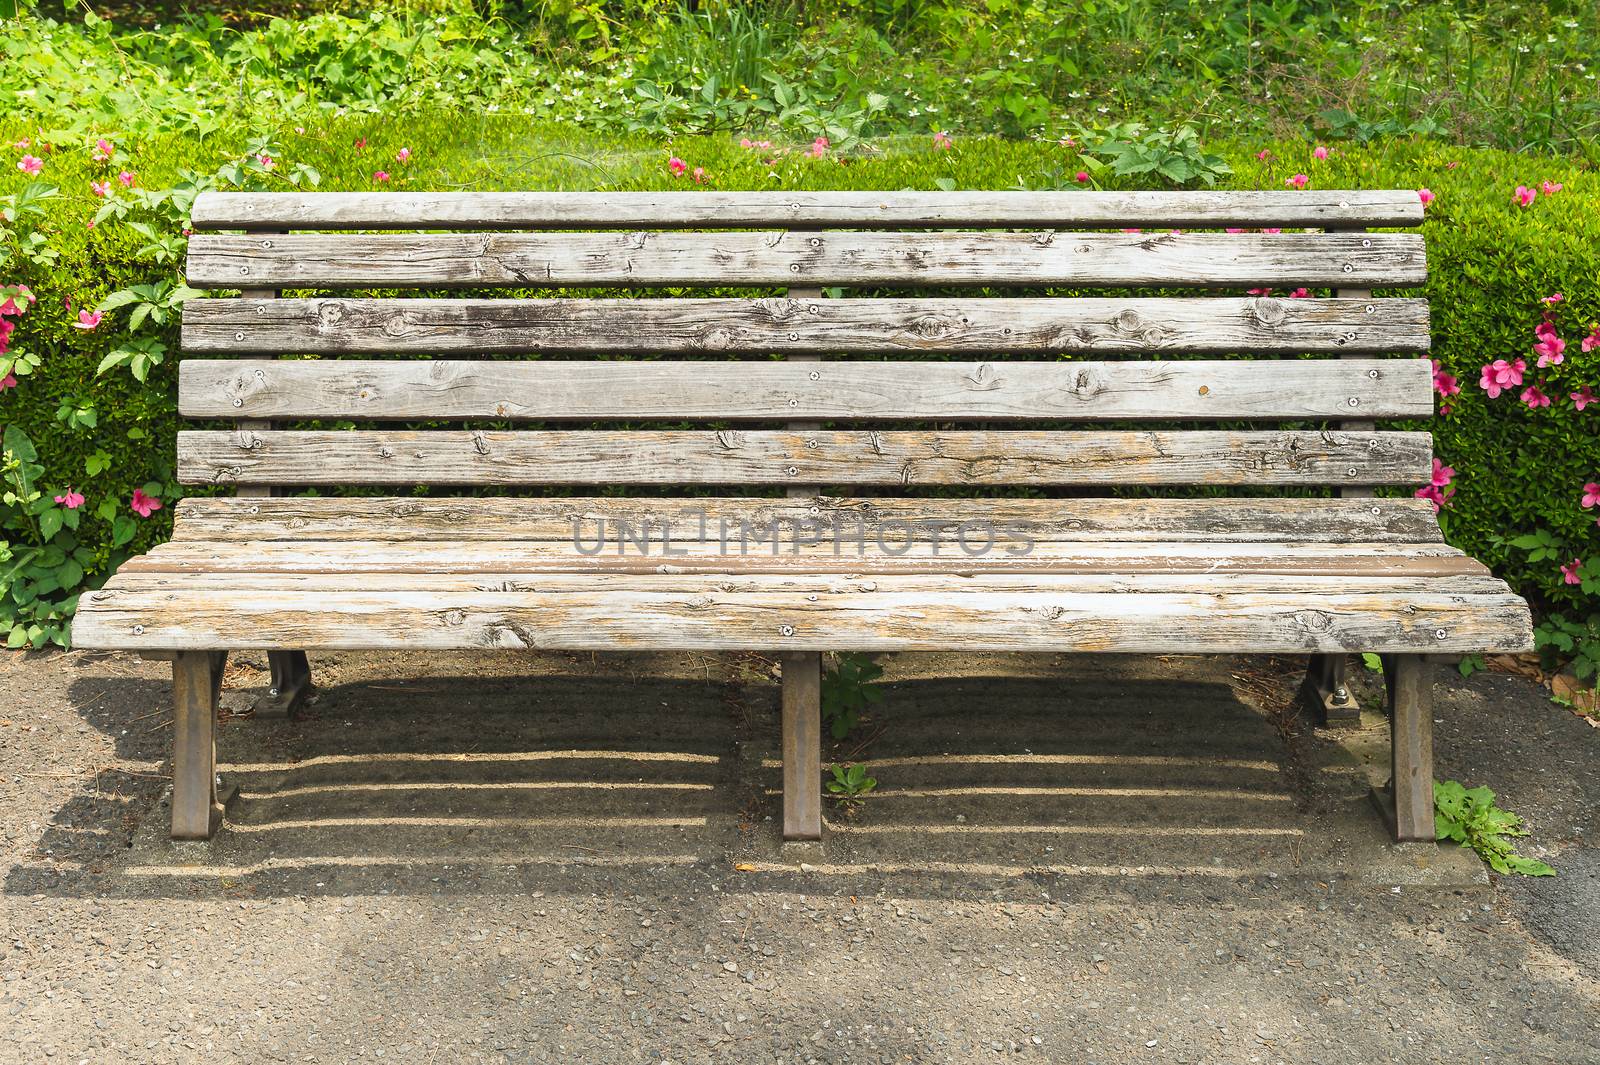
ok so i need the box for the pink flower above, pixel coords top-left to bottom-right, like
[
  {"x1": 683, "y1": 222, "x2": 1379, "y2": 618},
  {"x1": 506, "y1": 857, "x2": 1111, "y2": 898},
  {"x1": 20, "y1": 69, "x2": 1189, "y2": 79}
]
[
  {"x1": 90, "y1": 180, "x2": 110, "y2": 198},
  {"x1": 1513, "y1": 185, "x2": 1536, "y2": 207},
  {"x1": 932, "y1": 130, "x2": 952, "y2": 150},
  {"x1": 91, "y1": 138, "x2": 113, "y2": 162},
  {"x1": 1541, "y1": 293, "x2": 1564, "y2": 305},
  {"x1": 667, "y1": 156, "x2": 687, "y2": 176},
  {"x1": 1582, "y1": 327, "x2": 1600, "y2": 353},
  {"x1": 1432, "y1": 360, "x2": 1460, "y2": 398},
  {"x1": 1582, "y1": 482, "x2": 1600, "y2": 509},
  {"x1": 1260, "y1": 227, "x2": 1282, "y2": 235},
  {"x1": 1541, "y1": 180, "x2": 1563, "y2": 195},
  {"x1": 1312, "y1": 145, "x2": 1329, "y2": 160},
  {"x1": 117, "y1": 170, "x2": 135, "y2": 187},
  {"x1": 1418, "y1": 188, "x2": 1434, "y2": 207},
  {"x1": 1256, "y1": 149, "x2": 1272, "y2": 161},
  {"x1": 808, "y1": 136, "x2": 830, "y2": 159},
  {"x1": 373, "y1": 170, "x2": 390, "y2": 183},
  {"x1": 1073, "y1": 171, "x2": 1089, "y2": 183},
  {"x1": 1414, "y1": 484, "x2": 1455, "y2": 513},
  {"x1": 1560, "y1": 558, "x2": 1582, "y2": 585},
  {"x1": 1534, "y1": 325, "x2": 1565, "y2": 367},
  {"x1": 0, "y1": 373, "x2": 15, "y2": 392},
  {"x1": 1225, "y1": 227, "x2": 1244, "y2": 233},
  {"x1": 258, "y1": 153, "x2": 275, "y2": 170},
  {"x1": 1521, "y1": 385, "x2": 1551, "y2": 409},
  {"x1": 396, "y1": 147, "x2": 411, "y2": 163},
  {"x1": 1429, "y1": 458, "x2": 1455, "y2": 488},
  {"x1": 1059, "y1": 135, "x2": 1076, "y2": 148},
  {"x1": 1285, "y1": 173, "x2": 1309, "y2": 189},
  {"x1": 130, "y1": 489, "x2": 162, "y2": 518},
  {"x1": 1121, "y1": 228, "x2": 1142, "y2": 234},
  {"x1": 54, "y1": 489, "x2": 84, "y2": 510},
  {"x1": 71, "y1": 309, "x2": 102, "y2": 331},
  {"x1": 353, "y1": 137, "x2": 367, "y2": 150},
  {"x1": 17, "y1": 155, "x2": 42, "y2": 175},
  {"x1": 1287, "y1": 287, "x2": 1310, "y2": 298},
  {"x1": 11, "y1": 138, "x2": 28, "y2": 149},
  {"x1": 1572, "y1": 387, "x2": 1596, "y2": 411},
  {"x1": 1247, "y1": 287, "x2": 1274, "y2": 297},
  {"x1": 1478, "y1": 358, "x2": 1526, "y2": 398},
  {"x1": 691, "y1": 166, "x2": 706, "y2": 184}
]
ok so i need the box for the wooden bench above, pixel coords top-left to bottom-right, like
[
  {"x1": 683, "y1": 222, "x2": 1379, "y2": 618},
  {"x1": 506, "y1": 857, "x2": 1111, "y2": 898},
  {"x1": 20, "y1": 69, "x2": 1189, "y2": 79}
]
[{"x1": 72, "y1": 190, "x2": 1533, "y2": 843}]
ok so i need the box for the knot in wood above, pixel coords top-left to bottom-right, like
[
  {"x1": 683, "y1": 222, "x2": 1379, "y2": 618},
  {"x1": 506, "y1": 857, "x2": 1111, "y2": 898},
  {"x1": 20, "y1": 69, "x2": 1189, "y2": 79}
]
[
  {"x1": 315, "y1": 301, "x2": 345, "y2": 327},
  {"x1": 1251, "y1": 297, "x2": 1288, "y2": 327}
]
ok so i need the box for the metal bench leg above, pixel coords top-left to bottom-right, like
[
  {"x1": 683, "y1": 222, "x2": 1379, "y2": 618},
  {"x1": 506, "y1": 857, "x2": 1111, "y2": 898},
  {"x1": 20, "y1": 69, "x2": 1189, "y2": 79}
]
[
  {"x1": 254, "y1": 650, "x2": 312, "y2": 718},
  {"x1": 1377, "y1": 654, "x2": 1435, "y2": 841},
  {"x1": 781, "y1": 651, "x2": 823, "y2": 840},
  {"x1": 172, "y1": 651, "x2": 228, "y2": 840},
  {"x1": 1298, "y1": 653, "x2": 1360, "y2": 727}
]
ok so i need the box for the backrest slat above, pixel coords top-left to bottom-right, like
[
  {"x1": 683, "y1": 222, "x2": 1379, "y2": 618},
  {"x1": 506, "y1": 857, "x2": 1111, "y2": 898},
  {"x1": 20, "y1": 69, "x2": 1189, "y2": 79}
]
[
  {"x1": 190, "y1": 190, "x2": 1425, "y2": 230},
  {"x1": 175, "y1": 429, "x2": 1432, "y2": 487},
  {"x1": 181, "y1": 296, "x2": 1429, "y2": 355},
  {"x1": 186, "y1": 231, "x2": 1426, "y2": 289},
  {"x1": 178, "y1": 358, "x2": 1433, "y2": 421}
]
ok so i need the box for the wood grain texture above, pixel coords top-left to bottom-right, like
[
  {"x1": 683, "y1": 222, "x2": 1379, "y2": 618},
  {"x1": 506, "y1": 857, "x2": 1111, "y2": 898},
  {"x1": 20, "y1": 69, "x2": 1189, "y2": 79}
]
[
  {"x1": 169, "y1": 495, "x2": 1448, "y2": 544},
  {"x1": 178, "y1": 357, "x2": 1434, "y2": 421},
  {"x1": 781, "y1": 651, "x2": 823, "y2": 840},
  {"x1": 119, "y1": 539, "x2": 1488, "y2": 578},
  {"x1": 98, "y1": 570, "x2": 1516, "y2": 596},
  {"x1": 180, "y1": 296, "x2": 1432, "y2": 356},
  {"x1": 175, "y1": 429, "x2": 1434, "y2": 487},
  {"x1": 188, "y1": 190, "x2": 1426, "y2": 230},
  {"x1": 185, "y1": 231, "x2": 1427, "y2": 288},
  {"x1": 170, "y1": 650, "x2": 225, "y2": 840},
  {"x1": 69, "y1": 587, "x2": 1533, "y2": 654},
  {"x1": 1383, "y1": 654, "x2": 1437, "y2": 841}
]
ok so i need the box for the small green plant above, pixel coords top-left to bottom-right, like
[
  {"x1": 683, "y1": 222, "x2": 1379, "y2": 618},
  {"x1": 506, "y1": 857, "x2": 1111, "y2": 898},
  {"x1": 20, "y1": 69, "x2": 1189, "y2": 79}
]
[
  {"x1": 820, "y1": 652, "x2": 883, "y2": 740},
  {"x1": 826, "y1": 762, "x2": 877, "y2": 806},
  {"x1": 1434, "y1": 779, "x2": 1555, "y2": 877},
  {"x1": 1361, "y1": 653, "x2": 1384, "y2": 672},
  {"x1": 1076, "y1": 122, "x2": 1232, "y2": 187},
  {"x1": 1457, "y1": 654, "x2": 1487, "y2": 679}
]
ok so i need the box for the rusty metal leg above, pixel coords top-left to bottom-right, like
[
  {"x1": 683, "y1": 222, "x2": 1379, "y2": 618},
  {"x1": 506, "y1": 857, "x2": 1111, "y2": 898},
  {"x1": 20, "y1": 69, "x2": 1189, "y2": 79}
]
[
  {"x1": 1299, "y1": 653, "x2": 1361, "y2": 728},
  {"x1": 253, "y1": 650, "x2": 312, "y2": 719}
]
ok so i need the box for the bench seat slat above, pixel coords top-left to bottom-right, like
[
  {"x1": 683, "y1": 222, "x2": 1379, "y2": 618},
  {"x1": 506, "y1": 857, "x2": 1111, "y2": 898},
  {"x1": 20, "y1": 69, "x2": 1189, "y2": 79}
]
[
  {"x1": 186, "y1": 232, "x2": 1426, "y2": 289},
  {"x1": 182, "y1": 297, "x2": 1431, "y2": 356},
  {"x1": 188, "y1": 190, "x2": 1426, "y2": 230},
  {"x1": 71, "y1": 586, "x2": 1532, "y2": 654},
  {"x1": 170, "y1": 496, "x2": 1447, "y2": 544},
  {"x1": 180, "y1": 358, "x2": 1433, "y2": 421},
  {"x1": 100, "y1": 571, "x2": 1511, "y2": 595},
  {"x1": 176, "y1": 429, "x2": 1433, "y2": 487},
  {"x1": 121, "y1": 540, "x2": 1488, "y2": 577}
]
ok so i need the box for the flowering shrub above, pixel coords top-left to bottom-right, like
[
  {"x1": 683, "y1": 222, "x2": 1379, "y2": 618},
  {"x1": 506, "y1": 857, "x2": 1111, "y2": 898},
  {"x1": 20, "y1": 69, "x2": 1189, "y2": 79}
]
[{"x1": 0, "y1": 116, "x2": 1596, "y2": 661}]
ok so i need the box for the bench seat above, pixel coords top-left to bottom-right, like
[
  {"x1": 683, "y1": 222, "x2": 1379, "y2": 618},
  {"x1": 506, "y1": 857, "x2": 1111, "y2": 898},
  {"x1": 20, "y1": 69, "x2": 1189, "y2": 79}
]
[{"x1": 75, "y1": 501, "x2": 1530, "y2": 655}]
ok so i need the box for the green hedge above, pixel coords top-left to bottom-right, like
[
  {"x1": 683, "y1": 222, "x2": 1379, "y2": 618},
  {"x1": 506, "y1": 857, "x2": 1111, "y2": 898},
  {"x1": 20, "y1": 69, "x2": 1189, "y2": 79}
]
[{"x1": 2, "y1": 117, "x2": 1597, "y2": 658}]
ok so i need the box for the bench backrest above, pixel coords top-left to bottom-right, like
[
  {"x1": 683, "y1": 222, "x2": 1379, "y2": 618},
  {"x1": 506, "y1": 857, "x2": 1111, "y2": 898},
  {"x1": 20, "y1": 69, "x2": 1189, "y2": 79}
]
[{"x1": 177, "y1": 190, "x2": 1431, "y2": 498}]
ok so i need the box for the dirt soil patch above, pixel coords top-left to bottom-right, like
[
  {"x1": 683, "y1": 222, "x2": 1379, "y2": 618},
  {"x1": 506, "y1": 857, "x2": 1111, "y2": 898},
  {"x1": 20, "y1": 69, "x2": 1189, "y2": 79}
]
[{"x1": 1, "y1": 648, "x2": 1594, "y2": 1063}]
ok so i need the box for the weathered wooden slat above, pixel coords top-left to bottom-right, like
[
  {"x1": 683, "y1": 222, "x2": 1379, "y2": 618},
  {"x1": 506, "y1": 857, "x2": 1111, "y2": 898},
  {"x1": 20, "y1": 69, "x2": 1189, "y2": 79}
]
[
  {"x1": 181, "y1": 297, "x2": 1431, "y2": 356},
  {"x1": 188, "y1": 190, "x2": 1425, "y2": 231},
  {"x1": 175, "y1": 429, "x2": 1433, "y2": 487},
  {"x1": 100, "y1": 570, "x2": 1516, "y2": 597},
  {"x1": 179, "y1": 358, "x2": 1433, "y2": 421},
  {"x1": 185, "y1": 232, "x2": 1426, "y2": 288},
  {"x1": 120, "y1": 539, "x2": 1487, "y2": 578},
  {"x1": 68, "y1": 587, "x2": 1534, "y2": 654},
  {"x1": 169, "y1": 495, "x2": 1447, "y2": 545}
]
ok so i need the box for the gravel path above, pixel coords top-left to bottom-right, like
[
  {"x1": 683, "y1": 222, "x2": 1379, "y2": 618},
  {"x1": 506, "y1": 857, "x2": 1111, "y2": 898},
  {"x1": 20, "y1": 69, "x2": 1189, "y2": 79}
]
[{"x1": 1, "y1": 648, "x2": 1594, "y2": 1064}]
